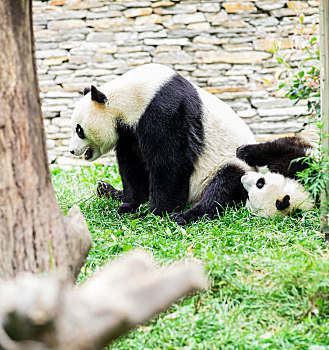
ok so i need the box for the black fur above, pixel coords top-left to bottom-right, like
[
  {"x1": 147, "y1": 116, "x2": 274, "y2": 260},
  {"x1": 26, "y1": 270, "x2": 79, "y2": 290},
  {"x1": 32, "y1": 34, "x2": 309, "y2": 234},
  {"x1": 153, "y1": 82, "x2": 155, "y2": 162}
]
[
  {"x1": 83, "y1": 87, "x2": 91, "y2": 96},
  {"x1": 91, "y1": 85, "x2": 107, "y2": 104},
  {"x1": 256, "y1": 177, "x2": 265, "y2": 189},
  {"x1": 98, "y1": 73, "x2": 204, "y2": 215},
  {"x1": 276, "y1": 195, "x2": 290, "y2": 211},
  {"x1": 172, "y1": 163, "x2": 248, "y2": 225},
  {"x1": 135, "y1": 73, "x2": 204, "y2": 215},
  {"x1": 76, "y1": 124, "x2": 86, "y2": 139},
  {"x1": 115, "y1": 124, "x2": 150, "y2": 214},
  {"x1": 236, "y1": 137, "x2": 312, "y2": 179}
]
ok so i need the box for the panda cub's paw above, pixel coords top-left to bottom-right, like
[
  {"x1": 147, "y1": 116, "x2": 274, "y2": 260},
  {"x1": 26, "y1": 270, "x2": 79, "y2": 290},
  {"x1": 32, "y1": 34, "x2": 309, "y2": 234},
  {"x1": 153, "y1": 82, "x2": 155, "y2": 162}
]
[{"x1": 236, "y1": 144, "x2": 256, "y2": 165}]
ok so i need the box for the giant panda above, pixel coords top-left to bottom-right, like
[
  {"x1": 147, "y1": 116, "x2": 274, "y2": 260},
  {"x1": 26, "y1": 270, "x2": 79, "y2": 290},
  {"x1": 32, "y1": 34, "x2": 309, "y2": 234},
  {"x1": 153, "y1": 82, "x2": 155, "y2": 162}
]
[
  {"x1": 170, "y1": 136, "x2": 315, "y2": 225},
  {"x1": 69, "y1": 63, "x2": 255, "y2": 216}
]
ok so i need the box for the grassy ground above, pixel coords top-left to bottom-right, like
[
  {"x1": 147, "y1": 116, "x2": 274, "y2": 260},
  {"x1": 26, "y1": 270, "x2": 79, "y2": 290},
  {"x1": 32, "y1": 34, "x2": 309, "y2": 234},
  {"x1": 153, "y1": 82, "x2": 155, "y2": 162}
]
[{"x1": 52, "y1": 163, "x2": 329, "y2": 350}]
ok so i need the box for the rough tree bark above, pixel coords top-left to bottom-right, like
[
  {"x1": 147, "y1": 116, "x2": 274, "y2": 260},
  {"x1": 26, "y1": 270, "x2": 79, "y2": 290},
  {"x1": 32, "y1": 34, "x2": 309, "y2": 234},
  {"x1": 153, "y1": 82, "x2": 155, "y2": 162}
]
[{"x1": 0, "y1": 0, "x2": 92, "y2": 280}]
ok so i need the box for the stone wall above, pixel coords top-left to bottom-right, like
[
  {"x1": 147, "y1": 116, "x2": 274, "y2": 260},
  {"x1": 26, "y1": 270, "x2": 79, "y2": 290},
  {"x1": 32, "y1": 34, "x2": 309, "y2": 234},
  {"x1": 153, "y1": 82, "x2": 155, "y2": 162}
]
[{"x1": 32, "y1": 0, "x2": 319, "y2": 165}]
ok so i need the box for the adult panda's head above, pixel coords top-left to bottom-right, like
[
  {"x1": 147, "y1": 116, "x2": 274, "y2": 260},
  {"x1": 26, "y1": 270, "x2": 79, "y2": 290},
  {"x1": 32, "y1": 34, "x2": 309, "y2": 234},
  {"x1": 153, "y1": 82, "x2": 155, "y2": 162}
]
[
  {"x1": 69, "y1": 85, "x2": 118, "y2": 162},
  {"x1": 241, "y1": 171, "x2": 313, "y2": 218}
]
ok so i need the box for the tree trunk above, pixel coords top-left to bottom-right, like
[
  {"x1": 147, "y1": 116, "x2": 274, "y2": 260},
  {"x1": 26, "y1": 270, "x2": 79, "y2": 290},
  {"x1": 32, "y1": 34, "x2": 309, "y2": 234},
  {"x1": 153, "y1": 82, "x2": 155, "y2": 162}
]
[{"x1": 0, "y1": 0, "x2": 91, "y2": 280}]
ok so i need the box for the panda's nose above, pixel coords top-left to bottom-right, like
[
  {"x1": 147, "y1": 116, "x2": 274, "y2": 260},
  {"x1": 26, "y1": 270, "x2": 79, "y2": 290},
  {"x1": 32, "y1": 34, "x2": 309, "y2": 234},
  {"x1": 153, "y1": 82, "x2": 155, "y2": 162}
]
[{"x1": 70, "y1": 150, "x2": 75, "y2": 155}]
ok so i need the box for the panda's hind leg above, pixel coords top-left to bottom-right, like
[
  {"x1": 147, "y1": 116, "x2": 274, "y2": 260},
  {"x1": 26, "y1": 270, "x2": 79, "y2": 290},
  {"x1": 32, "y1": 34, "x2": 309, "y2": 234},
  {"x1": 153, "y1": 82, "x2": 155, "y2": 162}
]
[{"x1": 172, "y1": 163, "x2": 248, "y2": 226}]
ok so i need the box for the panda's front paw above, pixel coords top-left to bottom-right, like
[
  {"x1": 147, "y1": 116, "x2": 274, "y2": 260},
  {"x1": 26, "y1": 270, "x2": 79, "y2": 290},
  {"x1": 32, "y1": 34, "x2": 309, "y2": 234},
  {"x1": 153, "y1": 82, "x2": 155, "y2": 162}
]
[
  {"x1": 118, "y1": 203, "x2": 138, "y2": 214},
  {"x1": 236, "y1": 145, "x2": 248, "y2": 160},
  {"x1": 97, "y1": 181, "x2": 123, "y2": 201},
  {"x1": 97, "y1": 181, "x2": 111, "y2": 198},
  {"x1": 169, "y1": 213, "x2": 187, "y2": 226}
]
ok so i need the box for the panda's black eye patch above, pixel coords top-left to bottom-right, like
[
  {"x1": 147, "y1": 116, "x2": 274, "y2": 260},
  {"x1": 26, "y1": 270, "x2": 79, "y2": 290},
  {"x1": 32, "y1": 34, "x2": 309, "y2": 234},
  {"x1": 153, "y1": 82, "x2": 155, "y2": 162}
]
[
  {"x1": 76, "y1": 124, "x2": 86, "y2": 139},
  {"x1": 256, "y1": 177, "x2": 265, "y2": 189}
]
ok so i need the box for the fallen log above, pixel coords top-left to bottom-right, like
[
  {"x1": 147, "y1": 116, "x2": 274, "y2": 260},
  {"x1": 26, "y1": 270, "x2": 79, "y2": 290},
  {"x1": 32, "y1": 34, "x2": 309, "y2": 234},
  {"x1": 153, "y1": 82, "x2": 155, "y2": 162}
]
[{"x1": 0, "y1": 250, "x2": 206, "y2": 350}]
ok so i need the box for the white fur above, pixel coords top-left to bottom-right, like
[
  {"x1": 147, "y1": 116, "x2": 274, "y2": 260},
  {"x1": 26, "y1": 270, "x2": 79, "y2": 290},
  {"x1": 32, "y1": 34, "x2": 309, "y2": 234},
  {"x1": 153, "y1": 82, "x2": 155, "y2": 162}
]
[
  {"x1": 188, "y1": 87, "x2": 255, "y2": 202},
  {"x1": 241, "y1": 171, "x2": 314, "y2": 218}
]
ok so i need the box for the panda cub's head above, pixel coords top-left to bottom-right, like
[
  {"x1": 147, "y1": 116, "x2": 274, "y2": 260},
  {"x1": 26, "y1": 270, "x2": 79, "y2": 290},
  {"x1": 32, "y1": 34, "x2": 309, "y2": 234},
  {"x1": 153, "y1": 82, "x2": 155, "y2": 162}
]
[
  {"x1": 241, "y1": 171, "x2": 313, "y2": 218},
  {"x1": 69, "y1": 85, "x2": 118, "y2": 162}
]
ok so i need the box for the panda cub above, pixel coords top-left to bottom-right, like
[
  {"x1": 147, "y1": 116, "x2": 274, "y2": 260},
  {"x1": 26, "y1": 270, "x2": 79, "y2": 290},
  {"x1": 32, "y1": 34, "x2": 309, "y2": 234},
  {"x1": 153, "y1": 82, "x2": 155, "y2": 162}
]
[
  {"x1": 237, "y1": 136, "x2": 315, "y2": 218},
  {"x1": 241, "y1": 171, "x2": 313, "y2": 218},
  {"x1": 172, "y1": 136, "x2": 314, "y2": 225}
]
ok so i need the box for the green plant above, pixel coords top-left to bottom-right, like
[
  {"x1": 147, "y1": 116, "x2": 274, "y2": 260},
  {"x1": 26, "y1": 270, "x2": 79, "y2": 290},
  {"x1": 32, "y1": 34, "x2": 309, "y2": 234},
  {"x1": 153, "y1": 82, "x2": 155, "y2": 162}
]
[
  {"x1": 271, "y1": 7, "x2": 329, "y2": 202},
  {"x1": 294, "y1": 124, "x2": 329, "y2": 201},
  {"x1": 270, "y1": 7, "x2": 320, "y2": 121}
]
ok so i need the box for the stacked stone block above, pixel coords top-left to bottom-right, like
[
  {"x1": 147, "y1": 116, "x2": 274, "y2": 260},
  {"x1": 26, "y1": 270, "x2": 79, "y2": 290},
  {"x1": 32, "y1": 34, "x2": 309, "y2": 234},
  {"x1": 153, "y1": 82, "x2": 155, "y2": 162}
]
[{"x1": 32, "y1": 0, "x2": 319, "y2": 165}]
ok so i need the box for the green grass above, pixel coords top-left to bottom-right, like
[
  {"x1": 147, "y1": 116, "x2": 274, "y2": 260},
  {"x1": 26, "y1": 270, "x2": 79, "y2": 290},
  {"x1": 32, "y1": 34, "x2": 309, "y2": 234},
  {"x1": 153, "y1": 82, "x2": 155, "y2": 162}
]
[{"x1": 52, "y1": 163, "x2": 329, "y2": 350}]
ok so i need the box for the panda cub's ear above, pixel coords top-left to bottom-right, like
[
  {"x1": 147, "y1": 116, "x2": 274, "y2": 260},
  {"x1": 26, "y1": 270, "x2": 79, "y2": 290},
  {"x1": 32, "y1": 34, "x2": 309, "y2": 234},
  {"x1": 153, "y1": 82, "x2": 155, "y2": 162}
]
[
  {"x1": 91, "y1": 85, "x2": 107, "y2": 104},
  {"x1": 276, "y1": 195, "x2": 290, "y2": 211}
]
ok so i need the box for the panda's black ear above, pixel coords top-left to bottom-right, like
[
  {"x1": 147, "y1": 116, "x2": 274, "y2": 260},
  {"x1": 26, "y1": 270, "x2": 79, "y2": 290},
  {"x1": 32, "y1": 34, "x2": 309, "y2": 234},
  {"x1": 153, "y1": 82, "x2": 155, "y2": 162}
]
[
  {"x1": 83, "y1": 86, "x2": 91, "y2": 96},
  {"x1": 91, "y1": 85, "x2": 107, "y2": 104},
  {"x1": 276, "y1": 195, "x2": 290, "y2": 211}
]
